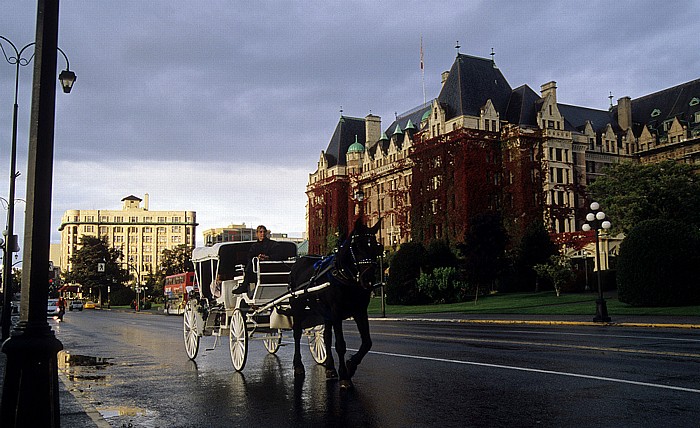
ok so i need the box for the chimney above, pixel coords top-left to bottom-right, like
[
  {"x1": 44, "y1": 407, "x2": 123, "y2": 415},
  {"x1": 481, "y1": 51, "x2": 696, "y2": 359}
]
[
  {"x1": 365, "y1": 114, "x2": 381, "y2": 144},
  {"x1": 540, "y1": 81, "x2": 557, "y2": 104},
  {"x1": 144, "y1": 193, "x2": 149, "y2": 211},
  {"x1": 441, "y1": 71, "x2": 450, "y2": 86},
  {"x1": 617, "y1": 96, "x2": 632, "y2": 131}
]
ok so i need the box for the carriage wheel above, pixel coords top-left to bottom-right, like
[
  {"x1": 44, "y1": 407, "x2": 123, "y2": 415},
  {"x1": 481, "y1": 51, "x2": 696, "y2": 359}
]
[
  {"x1": 183, "y1": 302, "x2": 200, "y2": 360},
  {"x1": 263, "y1": 330, "x2": 282, "y2": 354},
  {"x1": 307, "y1": 324, "x2": 327, "y2": 364},
  {"x1": 229, "y1": 309, "x2": 248, "y2": 371}
]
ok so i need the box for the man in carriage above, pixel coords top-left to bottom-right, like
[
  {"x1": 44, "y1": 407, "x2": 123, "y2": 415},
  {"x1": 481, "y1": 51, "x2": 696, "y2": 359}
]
[{"x1": 241, "y1": 225, "x2": 280, "y2": 293}]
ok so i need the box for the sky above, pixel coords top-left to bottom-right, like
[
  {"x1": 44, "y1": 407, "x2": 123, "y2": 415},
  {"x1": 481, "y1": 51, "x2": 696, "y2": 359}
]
[{"x1": 1, "y1": 1, "x2": 699, "y2": 254}]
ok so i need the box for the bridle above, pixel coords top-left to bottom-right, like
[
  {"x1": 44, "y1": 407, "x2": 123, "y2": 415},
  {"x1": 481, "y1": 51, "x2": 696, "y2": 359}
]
[{"x1": 331, "y1": 232, "x2": 380, "y2": 290}]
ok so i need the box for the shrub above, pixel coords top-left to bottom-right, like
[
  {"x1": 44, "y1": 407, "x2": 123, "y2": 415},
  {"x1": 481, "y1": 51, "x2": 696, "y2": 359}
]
[
  {"x1": 386, "y1": 242, "x2": 429, "y2": 305},
  {"x1": 417, "y1": 266, "x2": 472, "y2": 303},
  {"x1": 617, "y1": 219, "x2": 700, "y2": 306}
]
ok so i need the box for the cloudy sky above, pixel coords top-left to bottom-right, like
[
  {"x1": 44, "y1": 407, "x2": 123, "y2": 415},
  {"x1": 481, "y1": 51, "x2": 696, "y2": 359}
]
[{"x1": 1, "y1": 1, "x2": 698, "y2": 251}]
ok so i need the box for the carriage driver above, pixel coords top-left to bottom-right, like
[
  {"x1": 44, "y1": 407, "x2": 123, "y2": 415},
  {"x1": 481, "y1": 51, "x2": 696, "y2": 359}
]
[{"x1": 240, "y1": 225, "x2": 279, "y2": 293}]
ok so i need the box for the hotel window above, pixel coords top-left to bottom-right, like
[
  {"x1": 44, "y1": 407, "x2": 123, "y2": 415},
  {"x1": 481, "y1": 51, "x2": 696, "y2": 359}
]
[
  {"x1": 144, "y1": 236, "x2": 153, "y2": 243},
  {"x1": 114, "y1": 236, "x2": 124, "y2": 243},
  {"x1": 130, "y1": 216, "x2": 138, "y2": 223},
  {"x1": 144, "y1": 227, "x2": 152, "y2": 233},
  {"x1": 84, "y1": 225, "x2": 94, "y2": 233},
  {"x1": 84, "y1": 215, "x2": 94, "y2": 222},
  {"x1": 100, "y1": 215, "x2": 109, "y2": 222},
  {"x1": 157, "y1": 227, "x2": 166, "y2": 233},
  {"x1": 114, "y1": 216, "x2": 123, "y2": 223},
  {"x1": 172, "y1": 217, "x2": 181, "y2": 223},
  {"x1": 99, "y1": 226, "x2": 108, "y2": 235},
  {"x1": 172, "y1": 225, "x2": 181, "y2": 233},
  {"x1": 144, "y1": 217, "x2": 152, "y2": 222},
  {"x1": 171, "y1": 236, "x2": 182, "y2": 243},
  {"x1": 158, "y1": 217, "x2": 166, "y2": 223},
  {"x1": 128, "y1": 226, "x2": 138, "y2": 233},
  {"x1": 114, "y1": 226, "x2": 123, "y2": 232}
]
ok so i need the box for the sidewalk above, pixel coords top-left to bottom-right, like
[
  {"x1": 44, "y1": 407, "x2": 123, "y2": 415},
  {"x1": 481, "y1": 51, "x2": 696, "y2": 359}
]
[
  {"x1": 0, "y1": 350, "x2": 109, "y2": 427},
  {"x1": 0, "y1": 312, "x2": 698, "y2": 426}
]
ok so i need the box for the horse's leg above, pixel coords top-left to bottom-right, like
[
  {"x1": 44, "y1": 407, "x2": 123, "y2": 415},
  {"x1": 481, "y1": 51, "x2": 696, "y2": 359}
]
[
  {"x1": 323, "y1": 320, "x2": 338, "y2": 379},
  {"x1": 346, "y1": 310, "x2": 372, "y2": 379},
  {"x1": 332, "y1": 319, "x2": 353, "y2": 389},
  {"x1": 292, "y1": 319, "x2": 305, "y2": 377}
]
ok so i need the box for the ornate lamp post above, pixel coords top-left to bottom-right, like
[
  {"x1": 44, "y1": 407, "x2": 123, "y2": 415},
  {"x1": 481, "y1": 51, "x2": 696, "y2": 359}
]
[
  {"x1": 1, "y1": 2, "x2": 76, "y2": 425},
  {"x1": 582, "y1": 202, "x2": 612, "y2": 322},
  {"x1": 0, "y1": 35, "x2": 75, "y2": 341}
]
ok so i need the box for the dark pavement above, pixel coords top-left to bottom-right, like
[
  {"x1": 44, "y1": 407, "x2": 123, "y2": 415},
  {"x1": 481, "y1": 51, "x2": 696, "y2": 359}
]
[{"x1": 0, "y1": 312, "x2": 698, "y2": 427}]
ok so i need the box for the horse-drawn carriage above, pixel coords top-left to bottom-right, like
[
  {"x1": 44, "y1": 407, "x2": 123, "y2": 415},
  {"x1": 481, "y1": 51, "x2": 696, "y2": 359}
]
[
  {"x1": 183, "y1": 219, "x2": 382, "y2": 388},
  {"x1": 184, "y1": 240, "x2": 328, "y2": 371}
]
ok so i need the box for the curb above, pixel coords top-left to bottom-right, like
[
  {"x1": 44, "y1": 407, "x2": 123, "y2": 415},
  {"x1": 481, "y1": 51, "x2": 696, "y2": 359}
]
[{"x1": 369, "y1": 317, "x2": 700, "y2": 329}]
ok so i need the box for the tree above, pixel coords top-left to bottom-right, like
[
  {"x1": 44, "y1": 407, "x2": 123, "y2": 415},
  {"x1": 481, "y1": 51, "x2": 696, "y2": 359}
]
[
  {"x1": 588, "y1": 160, "x2": 700, "y2": 234},
  {"x1": 65, "y1": 236, "x2": 130, "y2": 304},
  {"x1": 159, "y1": 244, "x2": 194, "y2": 276},
  {"x1": 509, "y1": 220, "x2": 558, "y2": 292},
  {"x1": 458, "y1": 212, "x2": 508, "y2": 294},
  {"x1": 617, "y1": 219, "x2": 700, "y2": 306},
  {"x1": 386, "y1": 242, "x2": 429, "y2": 305},
  {"x1": 533, "y1": 254, "x2": 575, "y2": 296}
]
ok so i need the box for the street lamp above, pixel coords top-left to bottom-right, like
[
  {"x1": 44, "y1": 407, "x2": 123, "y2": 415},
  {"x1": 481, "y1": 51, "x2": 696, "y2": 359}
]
[
  {"x1": 0, "y1": 35, "x2": 75, "y2": 341},
  {"x1": 1, "y1": 4, "x2": 74, "y2": 425},
  {"x1": 582, "y1": 201, "x2": 612, "y2": 322},
  {"x1": 128, "y1": 257, "x2": 141, "y2": 311}
]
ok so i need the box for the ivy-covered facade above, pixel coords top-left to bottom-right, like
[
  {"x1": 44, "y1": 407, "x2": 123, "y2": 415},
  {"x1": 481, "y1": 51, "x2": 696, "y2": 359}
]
[{"x1": 306, "y1": 53, "x2": 700, "y2": 254}]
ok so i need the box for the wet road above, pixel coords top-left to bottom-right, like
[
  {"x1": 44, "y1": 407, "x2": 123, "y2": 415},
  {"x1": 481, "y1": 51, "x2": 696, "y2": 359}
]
[{"x1": 54, "y1": 310, "x2": 700, "y2": 427}]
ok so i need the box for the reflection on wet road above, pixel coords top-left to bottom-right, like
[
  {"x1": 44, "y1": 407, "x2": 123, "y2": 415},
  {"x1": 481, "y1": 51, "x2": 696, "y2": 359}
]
[{"x1": 54, "y1": 310, "x2": 700, "y2": 427}]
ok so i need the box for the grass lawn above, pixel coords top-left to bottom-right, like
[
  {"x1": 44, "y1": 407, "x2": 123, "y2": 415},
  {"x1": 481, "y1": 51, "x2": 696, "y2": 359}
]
[{"x1": 367, "y1": 291, "x2": 700, "y2": 317}]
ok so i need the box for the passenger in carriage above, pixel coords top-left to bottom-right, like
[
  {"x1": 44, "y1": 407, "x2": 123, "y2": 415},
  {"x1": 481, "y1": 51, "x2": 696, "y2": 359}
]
[{"x1": 241, "y1": 225, "x2": 279, "y2": 293}]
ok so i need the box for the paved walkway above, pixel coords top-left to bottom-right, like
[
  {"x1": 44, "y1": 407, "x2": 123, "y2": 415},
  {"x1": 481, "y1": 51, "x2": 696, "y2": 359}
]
[{"x1": 0, "y1": 313, "x2": 698, "y2": 426}]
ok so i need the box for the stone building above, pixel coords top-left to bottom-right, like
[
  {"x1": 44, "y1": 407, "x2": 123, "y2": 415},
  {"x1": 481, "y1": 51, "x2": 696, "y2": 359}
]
[
  {"x1": 306, "y1": 53, "x2": 700, "y2": 253},
  {"x1": 58, "y1": 194, "x2": 197, "y2": 280}
]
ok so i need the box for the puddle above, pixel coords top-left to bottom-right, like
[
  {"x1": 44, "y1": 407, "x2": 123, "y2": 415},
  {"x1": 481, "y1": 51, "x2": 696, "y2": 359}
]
[
  {"x1": 58, "y1": 351, "x2": 114, "y2": 368},
  {"x1": 58, "y1": 351, "x2": 114, "y2": 385},
  {"x1": 96, "y1": 405, "x2": 156, "y2": 419}
]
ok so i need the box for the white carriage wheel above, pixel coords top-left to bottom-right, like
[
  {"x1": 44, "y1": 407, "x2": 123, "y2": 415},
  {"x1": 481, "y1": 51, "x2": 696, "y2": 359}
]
[
  {"x1": 263, "y1": 330, "x2": 282, "y2": 354},
  {"x1": 229, "y1": 309, "x2": 248, "y2": 371},
  {"x1": 307, "y1": 324, "x2": 327, "y2": 364},
  {"x1": 183, "y1": 302, "x2": 200, "y2": 360}
]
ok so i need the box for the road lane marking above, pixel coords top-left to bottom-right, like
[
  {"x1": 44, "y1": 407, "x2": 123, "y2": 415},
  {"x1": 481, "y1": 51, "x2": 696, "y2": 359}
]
[
  {"x1": 368, "y1": 349, "x2": 700, "y2": 394},
  {"x1": 374, "y1": 331, "x2": 700, "y2": 359}
]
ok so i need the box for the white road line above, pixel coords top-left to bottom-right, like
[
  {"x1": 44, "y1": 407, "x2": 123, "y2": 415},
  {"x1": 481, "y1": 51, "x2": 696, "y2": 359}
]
[{"x1": 369, "y1": 350, "x2": 700, "y2": 394}]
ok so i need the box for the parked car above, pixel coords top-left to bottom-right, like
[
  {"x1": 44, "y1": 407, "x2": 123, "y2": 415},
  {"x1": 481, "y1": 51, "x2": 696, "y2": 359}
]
[
  {"x1": 84, "y1": 301, "x2": 97, "y2": 309},
  {"x1": 69, "y1": 300, "x2": 84, "y2": 311},
  {"x1": 47, "y1": 299, "x2": 61, "y2": 317}
]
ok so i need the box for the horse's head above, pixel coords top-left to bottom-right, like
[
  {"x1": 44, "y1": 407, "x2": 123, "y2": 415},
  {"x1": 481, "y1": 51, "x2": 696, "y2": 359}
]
[{"x1": 338, "y1": 218, "x2": 383, "y2": 290}]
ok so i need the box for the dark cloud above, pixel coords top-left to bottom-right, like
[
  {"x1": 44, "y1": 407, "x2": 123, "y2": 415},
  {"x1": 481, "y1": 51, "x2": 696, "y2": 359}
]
[{"x1": 1, "y1": 0, "x2": 698, "y2": 245}]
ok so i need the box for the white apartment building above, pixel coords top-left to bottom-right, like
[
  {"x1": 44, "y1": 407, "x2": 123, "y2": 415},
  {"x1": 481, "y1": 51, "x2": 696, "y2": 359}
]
[{"x1": 58, "y1": 194, "x2": 197, "y2": 278}]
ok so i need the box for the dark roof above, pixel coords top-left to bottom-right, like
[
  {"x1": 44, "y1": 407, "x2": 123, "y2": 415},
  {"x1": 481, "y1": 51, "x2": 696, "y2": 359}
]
[
  {"x1": 611, "y1": 78, "x2": 700, "y2": 132},
  {"x1": 384, "y1": 103, "x2": 432, "y2": 137},
  {"x1": 121, "y1": 195, "x2": 142, "y2": 201},
  {"x1": 437, "y1": 54, "x2": 512, "y2": 120},
  {"x1": 324, "y1": 116, "x2": 366, "y2": 167},
  {"x1": 558, "y1": 104, "x2": 614, "y2": 133},
  {"x1": 504, "y1": 85, "x2": 540, "y2": 127}
]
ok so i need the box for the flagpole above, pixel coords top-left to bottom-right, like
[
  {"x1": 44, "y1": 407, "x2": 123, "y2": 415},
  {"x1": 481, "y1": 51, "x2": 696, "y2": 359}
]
[{"x1": 420, "y1": 35, "x2": 426, "y2": 106}]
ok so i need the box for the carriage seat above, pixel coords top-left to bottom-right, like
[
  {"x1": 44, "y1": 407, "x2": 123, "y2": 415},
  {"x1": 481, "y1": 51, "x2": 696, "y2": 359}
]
[{"x1": 252, "y1": 259, "x2": 295, "y2": 302}]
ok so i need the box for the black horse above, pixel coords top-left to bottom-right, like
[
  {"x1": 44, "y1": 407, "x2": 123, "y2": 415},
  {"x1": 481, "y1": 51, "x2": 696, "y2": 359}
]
[{"x1": 289, "y1": 218, "x2": 382, "y2": 389}]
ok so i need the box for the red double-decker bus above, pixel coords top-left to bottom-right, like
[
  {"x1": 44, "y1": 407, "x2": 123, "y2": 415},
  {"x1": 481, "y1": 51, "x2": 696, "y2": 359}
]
[{"x1": 164, "y1": 272, "x2": 196, "y2": 315}]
